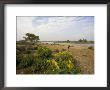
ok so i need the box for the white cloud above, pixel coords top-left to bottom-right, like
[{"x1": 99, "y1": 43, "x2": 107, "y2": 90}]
[{"x1": 17, "y1": 16, "x2": 94, "y2": 41}]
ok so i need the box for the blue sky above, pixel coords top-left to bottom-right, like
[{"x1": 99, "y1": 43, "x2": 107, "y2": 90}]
[{"x1": 17, "y1": 16, "x2": 94, "y2": 41}]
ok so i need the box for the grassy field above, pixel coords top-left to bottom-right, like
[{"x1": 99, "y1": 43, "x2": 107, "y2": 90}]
[
  {"x1": 41, "y1": 43, "x2": 94, "y2": 74},
  {"x1": 16, "y1": 42, "x2": 94, "y2": 74}
]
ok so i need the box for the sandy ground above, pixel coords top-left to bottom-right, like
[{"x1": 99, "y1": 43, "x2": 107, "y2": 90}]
[{"x1": 42, "y1": 44, "x2": 94, "y2": 74}]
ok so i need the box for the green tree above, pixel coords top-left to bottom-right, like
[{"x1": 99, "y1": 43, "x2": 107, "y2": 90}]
[
  {"x1": 67, "y1": 40, "x2": 70, "y2": 43},
  {"x1": 79, "y1": 39, "x2": 82, "y2": 42},
  {"x1": 23, "y1": 33, "x2": 39, "y2": 43}
]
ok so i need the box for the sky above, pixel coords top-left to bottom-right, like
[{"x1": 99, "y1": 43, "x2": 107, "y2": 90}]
[{"x1": 17, "y1": 16, "x2": 94, "y2": 41}]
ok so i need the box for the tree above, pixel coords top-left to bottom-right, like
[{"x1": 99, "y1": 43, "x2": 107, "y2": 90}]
[
  {"x1": 79, "y1": 38, "x2": 87, "y2": 42},
  {"x1": 82, "y1": 38, "x2": 87, "y2": 42},
  {"x1": 67, "y1": 40, "x2": 70, "y2": 43},
  {"x1": 23, "y1": 33, "x2": 39, "y2": 43},
  {"x1": 79, "y1": 39, "x2": 82, "y2": 42},
  {"x1": 23, "y1": 37, "x2": 27, "y2": 41}
]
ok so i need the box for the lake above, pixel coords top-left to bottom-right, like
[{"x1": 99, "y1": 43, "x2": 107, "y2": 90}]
[{"x1": 41, "y1": 42, "x2": 94, "y2": 47}]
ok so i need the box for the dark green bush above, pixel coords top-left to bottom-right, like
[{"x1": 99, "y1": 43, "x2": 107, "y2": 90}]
[
  {"x1": 33, "y1": 46, "x2": 38, "y2": 50},
  {"x1": 37, "y1": 46, "x2": 52, "y2": 60},
  {"x1": 16, "y1": 54, "x2": 22, "y2": 67},
  {"x1": 88, "y1": 46, "x2": 94, "y2": 50},
  {"x1": 31, "y1": 59, "x2": 50, "y2": 74},
  {"x1": 16, "y1": 45, "x2": 25, "y2": 52},
  {"x1": 26, "y1": 50, "x2": 32, "y2": 54},
  {"x1": 30, "y1": 46, "x2": 52, "y2": 73},
  {"x1": 73, "y1": 67, "x2": 81, "y2": 74},
  {"x1": 16, "y1": 49, "x2": 21, "y2": 55},
  {"x1": 19, "y1": 54, "x2": 34, "y2": 68}
]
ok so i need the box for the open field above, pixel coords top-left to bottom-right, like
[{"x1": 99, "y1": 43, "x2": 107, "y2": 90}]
[
  {"x1": 41, "y1": 43, "x2": 94, "y2": 74},
  {"x1": 16, "y1": 42, "x2": 94, "y2": 74}
]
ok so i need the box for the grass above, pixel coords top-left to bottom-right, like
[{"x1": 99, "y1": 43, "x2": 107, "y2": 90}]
[
  {"x1": 16, "y1": 43, "x2": 94, "y2": 74},
  {"x1": 42, "y1": 43, "x2": 94, "y2": 74}
]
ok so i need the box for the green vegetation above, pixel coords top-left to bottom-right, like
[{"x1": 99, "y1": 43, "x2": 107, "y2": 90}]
[
  {"x1": 88, "y1": 46, "x2": 94, "y2": 50},
  {"x1": 23, "y1": 33, "x2": 39, "y2": 43},
  {"x1": 67, "y1": 40, "x2": 70, "y2": 43},
  {"x1": 16, "y1": 44, "x2": 81, "y2": 74},
  {"x1": 17, "y1": 33, "x2": 91, "y2": 74},
  {"x1": 41, "y1": 39, "x2": 94, "y2": 44},
  {"x1": 79, "y1": 38, "x2": 87, "y2": 42},
  {"x1": 16, "y1": 33, "x2": 81, "y2": 74}
]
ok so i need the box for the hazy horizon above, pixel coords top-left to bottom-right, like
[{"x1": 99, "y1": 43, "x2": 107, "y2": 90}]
[{"x1": 17, "y1": 16, "x2": 94, "y2": 41}]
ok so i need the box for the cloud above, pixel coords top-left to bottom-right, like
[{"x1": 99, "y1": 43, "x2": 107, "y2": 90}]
[{"x1": 17, "y1": 16, "x2": 94, "y2": 41}]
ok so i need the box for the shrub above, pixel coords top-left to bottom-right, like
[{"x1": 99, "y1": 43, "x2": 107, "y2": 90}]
[
  {"x1": 25, "y1": 50, "x2": 31, "y2": 54},
  {"x1": 62, "y1": 49, "x2": 66, "y2": 51},
  {"x1": 45, "y1": 51, "x2": 75, "y2": 74},
  {"x1": 16, "y1": 49, "x2": 21, "y2": 55},
  {"x1": 54, "y1": 51, "x2": 73, "y2": 62},
  {"x1": 31, "y1": 58, "x2": 50, "y2": 74},
  {"x1": 88, "y1": 46, "x2": 94, "y2": 50},
  {"x1": 37, "y1": 46, "x2": 52, "y2": 60},
  {"x1": 16, "y1": 54, "x2": 22, "y2": 67},
  {"x1": 46, "y1": 59, "x2": 60, "y2": 74},
  {"x1": 19, "y1": 54, "x2": 34, "y2": 68},
  {"x1": 73, "y1": 67, "x2": 81, "y2": 74},
  {"x1": 33, "y1": 46, "x2": 38, "y2": 50},
  {"x1": 16, "y1": 45, "x2": 25, "y2": 52},
  {"x1": 30, "y1": 46, "x2": 52, "y2": 73},
  {"x1": 16, "y1": 44, "x2": 81, "y2": 74}
]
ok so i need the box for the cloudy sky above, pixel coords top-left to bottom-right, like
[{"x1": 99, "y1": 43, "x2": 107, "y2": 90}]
[{"x1": 17, "y1": 16, "x2": 94, "y2": 41}]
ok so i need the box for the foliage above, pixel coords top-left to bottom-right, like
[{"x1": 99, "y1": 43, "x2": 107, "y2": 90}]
[
  {"x1": 16, "y1": 45, "x2": 25, "y2": 52},
  {"x1": 67, "y1": 40, "x2": 70, "y2": 43},
  {"x1": 46, "y1": 59, "x2": 60, "y2": 74},
  {"x1": 16, "y1": 44, "x2": 81, "y2": 74},
  {"x1": 88, "y1": 46, "x2": 94, "y2": 50},
  {"x1": 36, "y1": 46, "x2": 52, "y2": 60},
  {"x1": 54, "y1": 51, "x2": 74, "y2": 74},
  {"x1": 79, "y1": 38, "x2": 87, "y2": 42},
  {"x1": 23, "y1": 33, "x2": 39, "y2": 43},
  {"x1": 16, "y1": 54, "x2": 34, "y2": 68}
]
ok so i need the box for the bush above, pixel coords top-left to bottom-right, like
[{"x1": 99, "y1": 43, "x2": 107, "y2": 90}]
[
  {"x1": 54, "y1": 51, "x2": 73, "y2": 62},
  {"x1": 45, "y1": 51, "x2": 75, "y2": 74},
  {"x1": 30, "y1": 46, "x2": 52, "y2": 73},
  {"x1": 16, "y1": 49, "x2": 21, "y2": 55},
  {"x1": 88, "y1": 46, "x2": 94, "y2": 50},
  {"x1": 46, "y1": 59, "x2": 60, "y2": 74},
  {"x1": 31, "y1": 59, "x2": 49, "y2": 74},
  {"x1": 33, "y1": 46, "x2": 38, "y2": 50},
  {"x1": 37, "y1": 46, "x2": 52, "y2": 60},
  {"x1": 26, "y1": 50, "x2": 32, "y2": 54},
  {"x1": 19, "y1": 54, "x2": 34, "y2": 68},
  {"x1": 16, "y1": 45, "x2": 25, "y2": 52},
  {"x1": 16, "y1": 44, "x2": 81, "y2": 74},
  {"x1": 16, "y1": 54, "x2": 22, "y2": 67}
]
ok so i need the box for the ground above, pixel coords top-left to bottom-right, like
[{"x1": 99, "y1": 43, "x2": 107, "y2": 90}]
[
  {"x1": 16, "y1": 43, "x2": 94, "y2": 74},
  {"x1": 41, "y1": 43, "x2": 94, "y2": 74}
]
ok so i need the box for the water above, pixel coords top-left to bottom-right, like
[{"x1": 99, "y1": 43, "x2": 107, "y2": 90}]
[
  {"x1": 41, "y1": 42, "x2": 54, "y2": 44},
  {"x1": 41, "y1": 41, "x2": 94, "y2": 47}
]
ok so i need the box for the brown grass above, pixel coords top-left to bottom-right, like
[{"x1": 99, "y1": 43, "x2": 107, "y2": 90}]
[{"x1": 42, "y1": 44, "x2": 94, "y2": 74}]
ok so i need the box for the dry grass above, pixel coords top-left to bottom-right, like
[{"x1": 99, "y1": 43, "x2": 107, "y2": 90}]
[{"x1": 42, "y1": 44, "x2": 94, "y2": 74}]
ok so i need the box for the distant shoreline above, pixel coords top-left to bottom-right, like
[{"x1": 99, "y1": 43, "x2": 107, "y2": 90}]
[{"x1": 41, "y1": 42, "x2": 94, "y2": 47}]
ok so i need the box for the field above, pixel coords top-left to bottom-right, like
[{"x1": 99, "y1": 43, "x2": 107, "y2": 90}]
[
  {"x1": 42, "y1": 43, "x2": 94, "y2": 74},
  {"x1": 16, "y1": 42, "x2": 94, "y2": 74}
]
